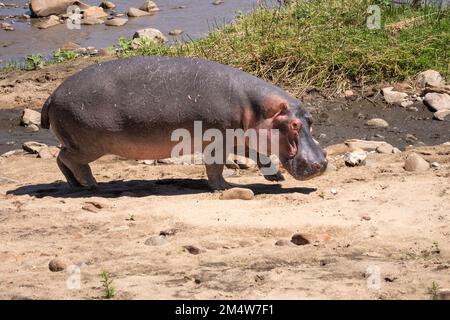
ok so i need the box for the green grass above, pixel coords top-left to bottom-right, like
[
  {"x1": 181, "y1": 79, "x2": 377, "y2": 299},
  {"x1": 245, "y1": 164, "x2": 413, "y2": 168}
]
[
  {"x1": 429, "y1": 281, "x2": 440, "y2": 300},
  {"x1": 52, "y1": 50, "x2": 79, "y2": 63},
  {"x1": 100, "y1": 271, "x2": 116, "y2": 299},
  {"x1": 2, "y1": 1, "x2": 448, "y2": 95},
  {"x1": 118, "y1": 0, "x2": 449, "y2": 95},
  {"x1": 25, "y1": 54, "x2": 45, "y2": 70}
]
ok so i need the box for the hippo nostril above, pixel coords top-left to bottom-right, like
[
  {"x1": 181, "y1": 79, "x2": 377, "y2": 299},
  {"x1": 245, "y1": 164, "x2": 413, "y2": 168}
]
[{"x1": 312, "y1": 162, "x2": 321, "y2": 170}]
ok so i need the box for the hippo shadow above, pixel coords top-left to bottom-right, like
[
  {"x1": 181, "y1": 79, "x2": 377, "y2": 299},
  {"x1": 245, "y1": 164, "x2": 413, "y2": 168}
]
[{"x1": 7, "y1": 179, "x2": 317, "y2": 198}]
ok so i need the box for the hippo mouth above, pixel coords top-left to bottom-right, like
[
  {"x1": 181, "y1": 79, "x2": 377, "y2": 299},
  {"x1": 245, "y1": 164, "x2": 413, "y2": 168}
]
[{"x1": 287, "y1": 136, "x2": 298, "y2": 159}]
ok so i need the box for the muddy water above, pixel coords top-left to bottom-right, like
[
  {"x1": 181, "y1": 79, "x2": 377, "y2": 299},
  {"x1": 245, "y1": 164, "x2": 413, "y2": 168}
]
[
  {"x1": 0, "y1": 0, "x2": 268, "y2": 65},
  {"x1": 0, "y1": 108, "x2": 58, "y2": 154}
]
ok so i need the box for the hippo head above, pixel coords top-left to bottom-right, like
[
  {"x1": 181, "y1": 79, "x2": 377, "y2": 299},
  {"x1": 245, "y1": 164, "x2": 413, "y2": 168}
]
[{"x1": 275, "y1": 101, "x2": 328, "y2": 180}]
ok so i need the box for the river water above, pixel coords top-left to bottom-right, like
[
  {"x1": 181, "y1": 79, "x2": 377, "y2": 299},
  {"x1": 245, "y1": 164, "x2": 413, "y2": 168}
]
[{"x1": 0, "y1": 0, "x2": 269, "y2": 65}]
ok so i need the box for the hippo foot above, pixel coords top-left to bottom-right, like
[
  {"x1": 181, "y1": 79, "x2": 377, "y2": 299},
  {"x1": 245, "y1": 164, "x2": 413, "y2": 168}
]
[
  {"x1": 208, "y1": 180, "x2": 235, "y2": 191},
  {"x1": 263, "y1": 171, "x2": 285, "y2": 182}
]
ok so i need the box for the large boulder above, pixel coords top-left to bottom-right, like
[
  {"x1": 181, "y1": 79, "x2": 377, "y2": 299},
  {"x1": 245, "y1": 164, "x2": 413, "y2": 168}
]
[
  {"x1": 133, "y1": 28, "x2": 167, "y2": 45},
  {"x1": 30, "y1": 0, "x2": 86, "y2": 17},
  {"x1": 127, "y1": 7, "x2": 151, "y2": 17},
  {"x1": 105, "y1": 17, "x2": 127, "y2": 26},
  {"x1": 424, "y1": 93, "x2": 450, "y2": 112},
  {"x1": 100, "y1": 1, "x2": 115, "y2": 10},
  {"x1": 404, "y1": 153, "x2": 429, "y2": 172},
  {"x1": 36, "y1": 14, "x2": 61, "y2": 29},
  {"x1": 416, "y1": 70, "x2": 444, "y2": 88},
  {"x1": 21, "y1": 108, "x2": 41, "y2": 127},
  {"x1": 382, "y1": 87, "x2": 408, "y2": 104},
  {"x1": 140, "y1": 0, "x2": 160, "y2": 13},
  {"x1": 83, "y1": 6, "x2": 107, "y2": 19}
]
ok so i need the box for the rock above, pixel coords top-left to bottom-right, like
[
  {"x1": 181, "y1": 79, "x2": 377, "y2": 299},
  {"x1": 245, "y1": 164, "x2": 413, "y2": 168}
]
[
  {"x1": 417, "y1": 70, "x2": 444, "y2": 88},
  {"x1": 36, "y1": 14, "x2": 60, "y2": 29},
  {"x1": 375, "y1": 143, "x2": 394, "y2": 154},
  {"x1": 30, "y1": 0, "x2": 80, "y2": 17},
  {"x1": 220, "y1": 188, "x2": 254, "y2": 200},
  {"x1": 98, "y1": 48, "x2": 113, "y2": 57},
  {"x1": 360, "y1": 214, "x2": 371, "y2": 221},
  {"x1": 127, "y1": 7, "x2": 151, "y2": 17},
  {"x1": 21, "y1": 108, "x2": 41, "y2": 127},
  {"x1": 382, "y1": 87, "x2": 408, "y2": 104},
  {"x1": 325, "y1": 143, "x2": 351, "y2": 156},
  {"x1": 144, "y1": 235, "x2": 167, "y2": 246},
  {"x1": 183, "y1": 245, "x2": 201, "y2": 255},
  {"x1": 345, "y1": 139, "x2": 387, "y2": 152},
  {"x1": 140, "y1": 0, "x2": 160, "y2": 12},
  {"x1": 169, "y1": 29, "x2": 183, "y2": 36},
  {"x1": 86, "y1": 46, "x2": 98, "y2": 55},
  {"x1": 37, "y1": 146, "x2": 60, "y2": 159},
  {"x1": 0, "y1": 22, "x2": 14, "y2": 31},
  {"x1": 274, "y1": 239, "x2": 293, "y2": 246},
  {"x1": 105, "y1": 17, "x2": 127, "y2": 26},
  {"x1": 81, "y1": 200, "x2": 109, "y2": 213},
  {"x1": 330, "y1": 188, "x2": 337, "y2": 195},
  {"x1": 48, "y1": 258, "x2": 66, "y2": 272},
  {"x1": 83, "y1": 6, "x2": 107, "y2": 19},
  {"x1": 434, "y1": 110, "x2": 450, "y2": 121},
  {"x1": 405, "y1": 133, "x2": 418, "y2": 144},
  {"x1": 404, "y1": 153, "x2": 429, "y2": 172},
  {"x1": 438, "y1": 289, "x2": 450, "y2": 300},
  {"x1": 157, "y1": 154, "x2": 201, "y2": 165},
  {"x1": 139, "y1": 159, "x2": 156, "y2": 165},
  {"x1": 60, "y1": 41, "x2": 82, "y2": 52},
  {"x1": 344, "y1": 89, "x2": 354, "y2": 98},
  {"x1": 133, "y1": 28, "x2": 167, "y2": 44},
  {"x1": 100, "y1": 1, "x2": 115, "y2": 9},
  {"x1": 25, "y1": 124, "x2": 40, "y2": 132},
  {"x1": 212, "y1": 0, "x2": 224, "y2": 5},
  {"x1": 344, "y1": 149, "x2": 367, "y2": 167},
  {"x1": 81, "y1": 16, "x2": 104, "y2": 25},
  {"x1": 22, "y1": 141, "x2": 47, "y2": 154},
  {"x1": 226, "y1": 154, "x2": 257, "y2": 170},
  {"x1": 400, "y1": 100, "x2": 413, "y2": 108},
  {"x1": 291, "y1": 233, "x2": 310, "y2": 246},
  {"x1": 431, "y1": 162, "x2": 440, "y2": 169},
  {"x1": 159, "y1": 229, "x2": 177, "y2": 237},
  {"x1": 366, "y1": 118, "x2": 389, "y2": 128},
  {"x1": 1, "y1": 149, "x2": 24, "y2": 157},
  {"x1": 424, "y1": 93, "x2": 450, "y2": 111}
]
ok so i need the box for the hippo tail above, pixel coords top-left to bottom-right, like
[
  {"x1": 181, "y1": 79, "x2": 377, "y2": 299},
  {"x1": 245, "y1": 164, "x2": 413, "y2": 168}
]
[{"x1": 40, "y1": 96, "x2": 52, "y2": 129}]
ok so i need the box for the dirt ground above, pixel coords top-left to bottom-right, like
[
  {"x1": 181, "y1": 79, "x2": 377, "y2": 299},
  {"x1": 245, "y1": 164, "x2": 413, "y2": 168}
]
[
  {"x1": 0, "y1": 144, "x2": 449, "y2": 300},
  {"x1": 0, "y1": 60, "x2": 449, "y2": 300}
]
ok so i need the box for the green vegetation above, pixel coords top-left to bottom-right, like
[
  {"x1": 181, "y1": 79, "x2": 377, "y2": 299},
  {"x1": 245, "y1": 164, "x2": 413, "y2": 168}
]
[
  {"x1": 52, "y1": 50, "x2": 79, "y2": 63},
  {"x1": 429, "y1": 281, "x2": 440, "y2": 300},
  {"x1": 25, "y1": 54, "x2": 45, "y2": 70},
  {"x1": 2, "y1": 1, "x2": 448, "y2": 95},
  {"x1": 118, "y1": 0, "x2": 449, "y2": 95},
  {"x1": 100, "y1": 271, "x2": 116, "y2": 299}
]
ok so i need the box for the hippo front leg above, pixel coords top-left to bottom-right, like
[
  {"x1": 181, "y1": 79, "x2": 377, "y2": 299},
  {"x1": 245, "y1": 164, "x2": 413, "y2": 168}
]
[
  {"x1": 205, "y1": 163, "x2": 234, "y2": 191},
  {"x1": 256, "y1": 153, "x2": 285, "y2": 182}
]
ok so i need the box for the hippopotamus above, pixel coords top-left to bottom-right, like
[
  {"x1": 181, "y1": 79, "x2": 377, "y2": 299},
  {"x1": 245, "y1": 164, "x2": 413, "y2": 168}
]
[{"x1": 41, "y1": 56, "x2": 327, "y2": 190}]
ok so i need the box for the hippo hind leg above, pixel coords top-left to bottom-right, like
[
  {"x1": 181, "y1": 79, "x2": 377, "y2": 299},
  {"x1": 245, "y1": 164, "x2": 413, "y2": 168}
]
[
  {"x1": 57, "y1": 148, "x2": 100, "y2": 189},
  {"x1": 205, "y1": 163, "x2": 234, "y2": 191}
]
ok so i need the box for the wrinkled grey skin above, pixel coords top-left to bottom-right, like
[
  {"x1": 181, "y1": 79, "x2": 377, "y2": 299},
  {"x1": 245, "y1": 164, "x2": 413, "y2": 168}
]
[{"x1": 41, "y1": 56, "x2": 327, "y2": 190}]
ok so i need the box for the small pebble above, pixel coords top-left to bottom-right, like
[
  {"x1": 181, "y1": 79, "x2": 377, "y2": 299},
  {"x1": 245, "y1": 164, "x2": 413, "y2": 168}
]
[{"x1": 49, "y1": 259, "x2": 66, "y2": 272}]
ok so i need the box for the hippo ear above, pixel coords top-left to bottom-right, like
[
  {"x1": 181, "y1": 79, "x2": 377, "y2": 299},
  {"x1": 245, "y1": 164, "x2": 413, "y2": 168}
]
[{"x1": 262, "y1": 97, "x2": 289, "y2": 119}]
